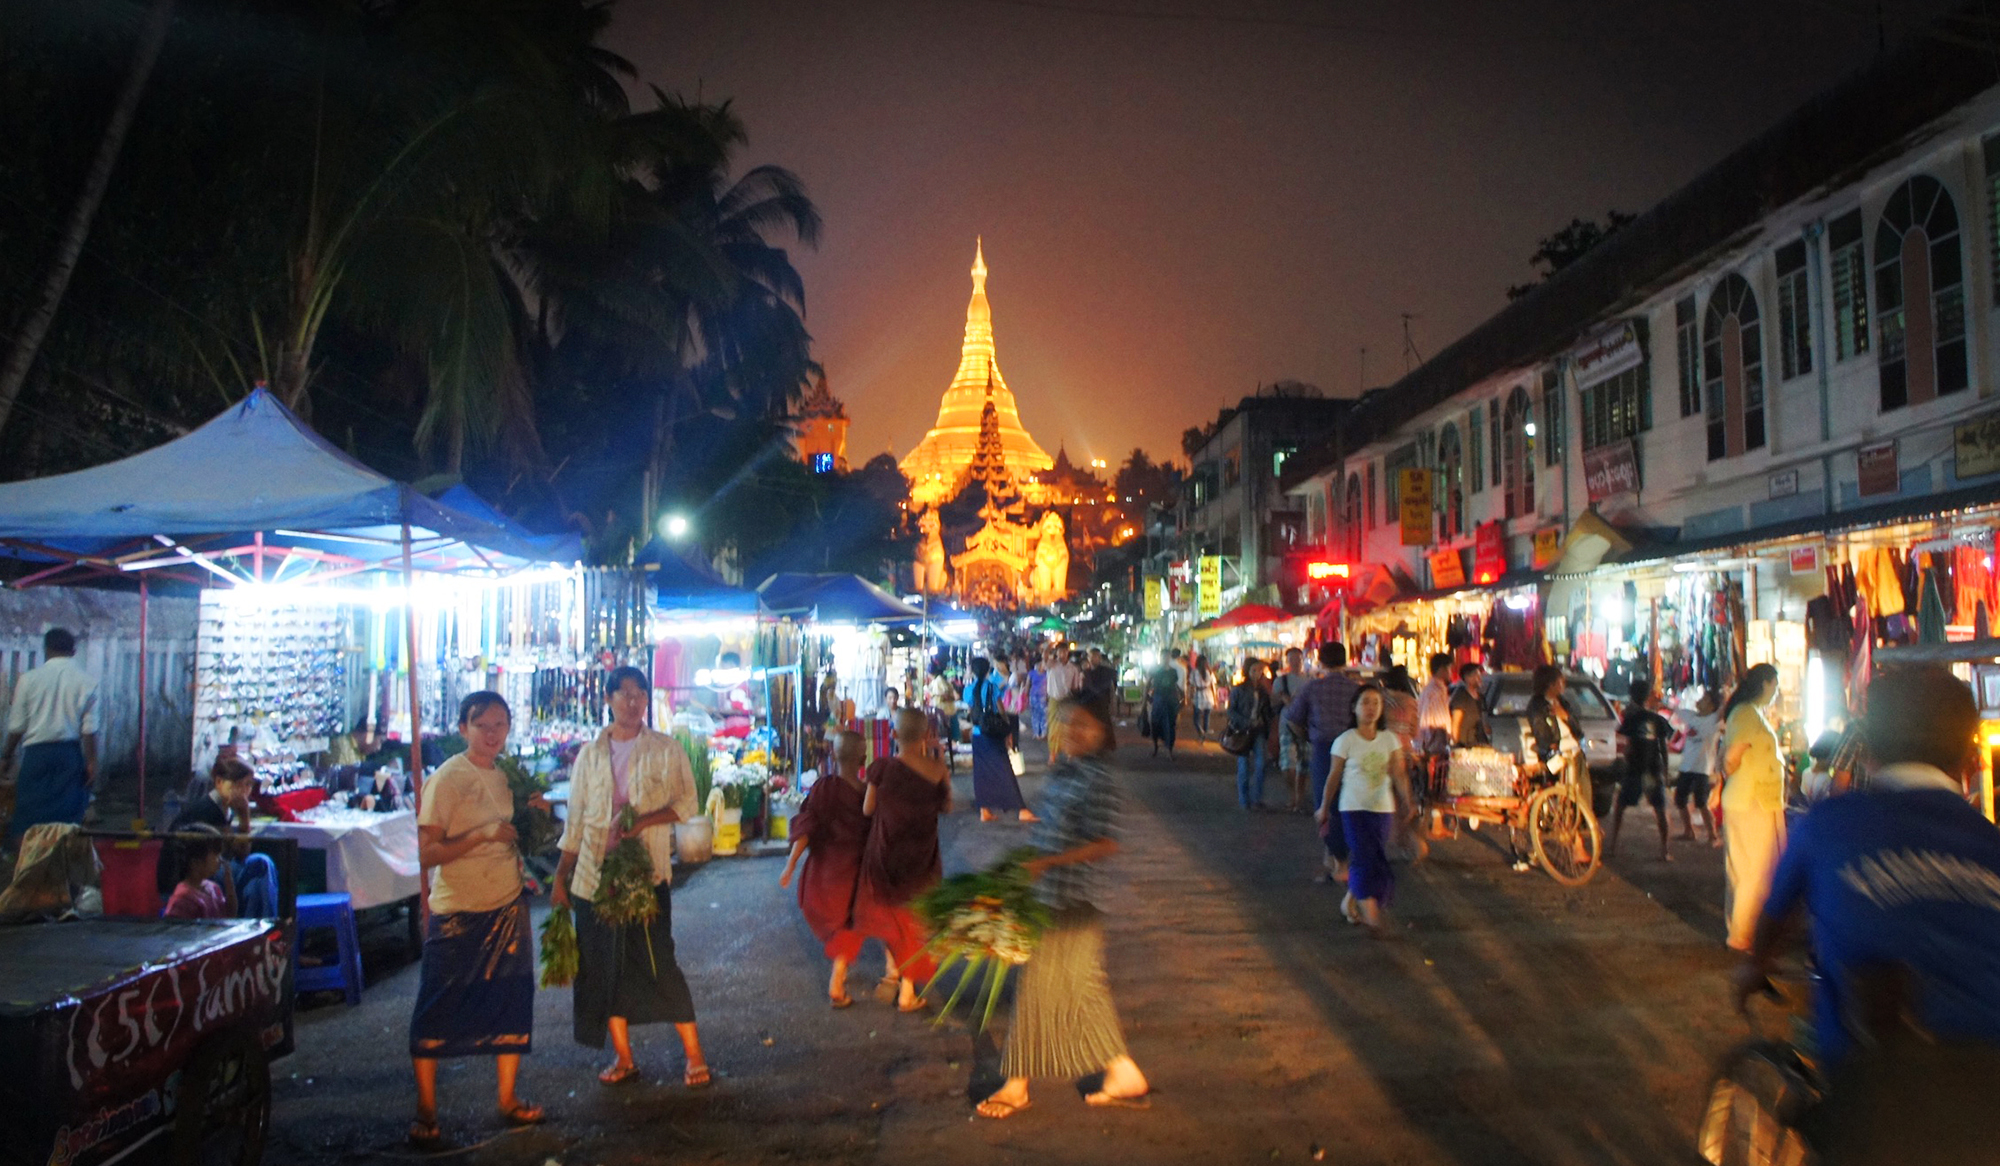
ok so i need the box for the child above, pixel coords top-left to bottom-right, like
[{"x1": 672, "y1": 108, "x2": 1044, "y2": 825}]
[
  {"x1": 1670, "y1": 687, "x2": 1722, "y2": 846},
  {"x1": 1610, "y1": 680, "x2": 1674, "y2": 861},
  {"x1": 1798, "y1": 731, "x2": 1844, "y2": 804},
  {"x1": 164, "y1": 824, "x2": 238, "y2": 919}
]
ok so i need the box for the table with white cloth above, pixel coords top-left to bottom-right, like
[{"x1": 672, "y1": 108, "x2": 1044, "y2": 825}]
[{"x1": 256, "y1": 806, "x2": 421, "y2": 909}]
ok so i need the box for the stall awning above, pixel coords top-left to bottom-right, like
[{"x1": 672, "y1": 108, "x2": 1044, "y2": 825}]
[
  {"x1": 637, "y1": 538, "x2": 760, "y2": 618},
  {"x1": 433, "y1": 484, "x2": 582, "y2": 564},
  {"x1": 1191, "y1": 603, "x2": 1301, "y2": 639},
  {"x1": 0, "y1": 388, "x2": 556, "y2": 586},
  {"x1": 755, "y1": 573, "x2": 923, "y2": 623}
]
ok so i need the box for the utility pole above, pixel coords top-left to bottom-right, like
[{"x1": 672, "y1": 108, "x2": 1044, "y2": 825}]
[
  {"x1": 1356, "y1": 347, "x2": 1367, "y2": 394},
  {"x1": 1400, "y1": 313, "x2": 1426, "y2": 373}
]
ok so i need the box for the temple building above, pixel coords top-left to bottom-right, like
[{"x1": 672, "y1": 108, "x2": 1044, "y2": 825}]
[
  {"x1": 900, "y1": 240, "x2": 1053, "y2": 507},
  {"x1": 904, "y1": 240, "x2": 1071, "y2": 609},
  {"x1": 791, "y1": 372, "x2": 849, "y2": 474}
]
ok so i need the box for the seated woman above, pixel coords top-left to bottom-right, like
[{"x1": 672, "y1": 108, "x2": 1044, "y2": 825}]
[{"x1": 853, "y1": 708, "x2": 952, "y2": 1012}]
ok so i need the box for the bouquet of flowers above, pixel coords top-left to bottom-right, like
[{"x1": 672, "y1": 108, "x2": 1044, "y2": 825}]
[
  {"x1": 596, "y1": 806, "x2": 661, "y2": 975},
  {"x1": 910, "y1": 848, "x2": 1051, "y2": 1030},
  {"x1": 538, "y1": 903, "x2": 578, "y2": 987},
  {"x1": 498, "y1": 754, "x2": 561, "y2": 858}
]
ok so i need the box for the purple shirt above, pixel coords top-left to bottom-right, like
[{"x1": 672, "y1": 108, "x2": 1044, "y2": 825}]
[{"x1": 1285, "y1": 671, "x2": 1360, "y2": 745}]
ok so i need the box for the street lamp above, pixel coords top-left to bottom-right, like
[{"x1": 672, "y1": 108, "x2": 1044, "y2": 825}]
[{"x1": 661, "y1": 513, "x2": 691, "y2": 540}]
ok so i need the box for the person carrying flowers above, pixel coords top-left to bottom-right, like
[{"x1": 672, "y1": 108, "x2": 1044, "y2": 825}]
[
  {"x1": 977, "y1": 696, "x2": 1150, "y2": 1119},
  {"x1": 552, "y1": 666, "x2": 709, "y2": 1088}
]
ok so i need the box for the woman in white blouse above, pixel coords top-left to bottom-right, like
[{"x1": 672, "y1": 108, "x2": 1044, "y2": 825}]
[{"x1": 552, "y1": 666, "x2": 709, "y2": 1087}]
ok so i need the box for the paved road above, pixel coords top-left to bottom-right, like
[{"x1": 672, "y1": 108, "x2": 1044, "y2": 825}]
[{"x1": 269, "y1": 734, "x2": 1743, "y2": 1165}]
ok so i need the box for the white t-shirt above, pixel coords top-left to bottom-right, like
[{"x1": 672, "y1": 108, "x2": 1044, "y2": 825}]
[
  {"x1": 1674, "y1": 710, "x2": 1722, "y2": 775},
  {"x1": 7, "y1": 655, "x2": 100, "y2": 746},
  {"x1": 1331, "y1": 728, "x2": 1401, "y2": 813},
  {"x1": 1045, "y1": 662, "x2": 1082, "y2": 701}
]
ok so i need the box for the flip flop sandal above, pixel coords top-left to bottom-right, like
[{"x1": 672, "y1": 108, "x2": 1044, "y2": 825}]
[
  {"x1": 684, "y1": 1064, "x2": 713, "y2": 1088},
  {"x1": 1084, "y1": 1092, "x2": 1153, "y2": 1110},
  {"x1": 598, "y1": 1063, "x2": 640, "y2": 1086},
  {"x1": 408, "y1": 1119, "x2": 450, "y2": 1152},
  {"x1": 975, "y1": 1098, "x2": 1031, "y2": 1120},
  {"x1": 897, "y1": 997, "x2": 930, "y2": 1014},
  {"x1": 829, "y1": 993, "x2": 855, "y2": 1009},
  {"x1": 499, "y1": 1103, "x2": 545, "y2": 1127}
]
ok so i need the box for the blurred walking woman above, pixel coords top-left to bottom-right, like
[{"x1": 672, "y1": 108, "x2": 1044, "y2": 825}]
[
  {"x1": 1711, "y1": 663, "x2": 1785, "y2": 951},
  {"x1": 965, "y1": 656, "x2": 1030, "y2": 822},
  {"x1": 978, "y1": 697, "x2": 1148, "y2": 1119},
  {"x1": 1315, "y1": 685, "x2": 1411, "y2": 933},
  {"x1": 409, "y1": 692, "x2": 540, "y2": 1150},
  {"x1": 552, "y1": 666, "x2": 709, "y2": 1087}
]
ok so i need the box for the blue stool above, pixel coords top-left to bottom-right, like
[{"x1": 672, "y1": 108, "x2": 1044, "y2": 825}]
[{"x1": 295, "y1": 891, "x2": 363, "y2": 1005}]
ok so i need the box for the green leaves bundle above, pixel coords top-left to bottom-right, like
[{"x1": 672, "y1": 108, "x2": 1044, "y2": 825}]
[
  {"x1": 539, "y1": 903, "x2": 579, "y2": 988},
  {"x1": 674, "y1": 729, "x2": 713, "y2": 810},
  {"x1": 499, "y1": 754, "x2": 561, "y2": 858},
  {"x1": 910, "y1": 848, "x2": 1052, "y2": 1031},
  {"x1": 597, "y1": 806, "x2": 661, "y2": 976}
]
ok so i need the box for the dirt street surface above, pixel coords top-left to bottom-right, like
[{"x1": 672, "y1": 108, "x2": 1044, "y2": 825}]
[{"x1": 269, "y1": 734, "x2": 1743, "y2": 1165}]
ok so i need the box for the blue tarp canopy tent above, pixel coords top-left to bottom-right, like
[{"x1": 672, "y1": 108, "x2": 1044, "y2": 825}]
[
  {"x1": 433, "y1": 484, "x2": 583, "y2": 565},
  {"x1": 635, "y1": 538, "x2": 760, "y2": 619},
  {"x1": 0, "y1": 388, "x2": 556, "y2": 584},
  {"x1": 0, "y1": 388, "x2": 571, "y2": 804},
  {"x1": 755, "y1": 572, "x2": 922, "y2": 623}
]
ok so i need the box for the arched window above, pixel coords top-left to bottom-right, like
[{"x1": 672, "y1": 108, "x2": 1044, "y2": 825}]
[
  {"x1": 1702, "y1": 273, "x2": 1764, "y2": 460},
  {"x1": 1343, "y1": 473, "x2": 1363, "y2": 562},
  {"x1": 1501, "y1": 386, "x2": 1535, "y2": 519},
  {"x1": 1875, "y1": 174, "x2": 1968, "y2": 410},
  {"x1": 1435, "y1": 423, "x2": 1464, "y2": 539}
]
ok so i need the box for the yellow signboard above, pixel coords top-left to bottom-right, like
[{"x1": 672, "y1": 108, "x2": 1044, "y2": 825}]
[
  {"x1": 1198, "y1": 555, "x2": 1223, "y2": 617},
  {"x1": 1144, "y1": 578, "x2": 1163, "y2": 620},
  {"x1": 1533, "y1": 527, "x2": 1563, "y2": 568},
  {"x1": 1399, "y1": 467, "x2": 1433, "y2": 547}
]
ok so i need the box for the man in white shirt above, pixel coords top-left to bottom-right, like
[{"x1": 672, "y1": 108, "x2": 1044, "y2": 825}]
[
  {"x1": 3, "y1": 628, "x2": 100, "y2": 843},
  {"x1": 1043, "y1": 646, "x2": 1083, "y2": 759}
]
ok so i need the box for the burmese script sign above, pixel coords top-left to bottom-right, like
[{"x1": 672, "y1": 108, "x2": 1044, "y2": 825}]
[
  {"x1": 1583, "y1": 440, "x2": 1639, "y2": 502},
  {"x1": 1399, "y1": 467, "x2": 1433, "y2": 547},
  {"x1": 1473, "y1": 521, "x2": 1507, "y2": 584},
  {"x1": 1144, "y1": 578, "x2": 1162, "y2": 620},
  {"x1": 1198, "y1": 555, "x2": 1222, "y2": 617},
  {"x1": 1571, "y1": 320, "x2": 1644, "y2": 388},
  {"x1": 1858, "y1": 441, "x2": 1899, "y2": 497},
  {"x1": 1429, "y1": 548, "x2": 1466, "y2": 589},
  {"x1": 1956, "y1": 412, "x2": 2000, "y2": 481}
]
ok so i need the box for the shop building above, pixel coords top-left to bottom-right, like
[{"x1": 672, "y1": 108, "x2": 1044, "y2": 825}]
[
  {"x1": 1180, "y1": 392, "x2": 1350, "y2": 604},
  {"x1": 1279, "y1": 27, "x2": 2000, "y2": 808}
]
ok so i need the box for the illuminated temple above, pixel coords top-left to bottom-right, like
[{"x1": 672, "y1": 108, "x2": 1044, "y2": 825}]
[
  {"x1": 903, "y1": 241, "x2": 1070, "y2": 608},
  {"x1": 900, "y1": 240, "x2": 1054, "y2": 508}
]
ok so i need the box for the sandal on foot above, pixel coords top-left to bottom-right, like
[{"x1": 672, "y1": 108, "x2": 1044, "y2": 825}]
[
  {"x1": 408, "y1": 1119, "x2": 449, "y2": 1152},
  {"x1": 829, "y1": 993, "x2": 855, "y2": 1009},
  {"x1": 1084, "y1": 1091, "x2": 1153, "y2": 1110},
  {"x1": 499, "y1": 1102, "x2": 545, "y2": 1127},
  {"x1": 684, "y1": 1064, "x2": 712, "y2": 1088},
  {"x1": 897, "y1": 996, "x2": 929, "y2": 1014},
  {"x1": 975, "y1": 1097, "x2": 1030, "y2": 1120},
  {"x1": 598, "y1": 1062, "x2": 640, "y2": 1086}
]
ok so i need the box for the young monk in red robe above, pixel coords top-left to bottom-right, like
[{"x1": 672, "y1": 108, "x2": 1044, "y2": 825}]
[
  {"x1": 854, "y1": 708, "x2": 952, "y2": 1012},
  {"x1": 779, "y1": 731, "x2": 873, "y2": 1007}
]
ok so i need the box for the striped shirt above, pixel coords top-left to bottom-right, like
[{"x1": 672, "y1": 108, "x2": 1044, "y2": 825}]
[{"x1": 1027, "y1": 755, "x2": 1120, "y2": 911}]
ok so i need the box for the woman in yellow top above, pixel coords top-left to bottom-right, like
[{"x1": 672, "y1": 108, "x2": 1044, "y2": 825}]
[
  {"x1": 408, "y1": 692, "x2": 540, "y2": 1151},
  {"x1": 1709, "y1": 663, "x2": 1785, "y2": 950}
]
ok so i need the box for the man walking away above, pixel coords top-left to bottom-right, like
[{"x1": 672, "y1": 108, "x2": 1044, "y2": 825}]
[
  {"x1": 1736, "y1": 666, "x2": 2000, "y2": 1164},
  {"x1": 1081, "y1": 648, "x2": 1118, "y2": 706},
  {"x1": 3, "y1": 628, "x2": 100, "y2": 845},
  {"x1": 1285, "y1": 642, "x2": 1359, "y2": 883},
  {"x1": 1271, "y1": 648, "x2": 1309, "y2": 812}
]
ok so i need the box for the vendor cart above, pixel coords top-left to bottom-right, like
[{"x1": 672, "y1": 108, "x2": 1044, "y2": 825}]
[
  {"x1": 0, "y1": 835, "x2": 297, "y2": 1166},
  {"x1": 1426, "y1": 746, "x2": 1603, "y2": 885}
]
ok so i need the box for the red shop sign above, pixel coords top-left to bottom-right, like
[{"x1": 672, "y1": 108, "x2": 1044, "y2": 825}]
[{"x1": 1472, "y1": 521, "x2": 1507, "y2": 585}]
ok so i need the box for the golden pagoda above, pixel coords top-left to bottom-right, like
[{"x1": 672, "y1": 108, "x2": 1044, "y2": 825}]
[{"x1": 900, "y1": 240, "x2": 1053, "y2": 506}]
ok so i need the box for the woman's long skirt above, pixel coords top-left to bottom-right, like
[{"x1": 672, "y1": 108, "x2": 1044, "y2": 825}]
[
  {"x1": 409, "y1": 894, "x2": 535, "y2": 1058},
  {"x1": 971, "y1": 730, "x2": 1025, "y2": 812},
  {"x1": 1724, "y1": 807, "x2": 1786, "y2": 950},
  {"x1": 1148, "y1": 697, "x2": 1179, "y2": 750},
  {"x1": 1342, "y1": 810, "x2": 1395, "y2": 905},
  {"x1": 574, "y1": 882, "x2": 697, "y2": 1048},
  {"x1": 1000, "y1": 906, "x2": 1129, "y2": 1079},
  {"x1": 1028, "y1": 690, "x2": 1049, "y2": 738}
]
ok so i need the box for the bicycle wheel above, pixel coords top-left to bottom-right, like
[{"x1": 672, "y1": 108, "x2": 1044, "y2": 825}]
[
  {"x1": 1697, "y1": 1041, "x2": 1818, "y2": 1166},
  {"x1": 1528, "y1": 784, "x2": 1602, "y2": 886}
]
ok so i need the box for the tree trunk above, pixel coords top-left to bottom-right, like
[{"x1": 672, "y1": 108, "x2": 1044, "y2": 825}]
[{"x1": 0, "y1": 0, "x2": 177, "y2": 439}]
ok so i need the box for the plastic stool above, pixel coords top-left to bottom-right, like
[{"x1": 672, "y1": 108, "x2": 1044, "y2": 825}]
[{"x1": 295, "y1": 891, "x2": 363, "y2": 1005}]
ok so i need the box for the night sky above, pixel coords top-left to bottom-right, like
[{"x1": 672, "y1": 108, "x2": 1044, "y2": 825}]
[{"x1": 611, "y1": 0, "x2": 1959, "y2": 468}]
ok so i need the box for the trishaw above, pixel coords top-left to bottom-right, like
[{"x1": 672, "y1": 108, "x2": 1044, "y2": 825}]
[
  {"x1": 0, "y1": 832, "x2": 298, "y2": 1166},
  {"x1": 1423, "y1": 745, "x2": 1604, "y2": 885}
]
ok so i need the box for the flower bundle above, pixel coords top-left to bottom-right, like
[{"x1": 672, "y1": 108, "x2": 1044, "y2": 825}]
[
  {"x1": 498, "y1": 754, "x2": 561, "y2": 858},
  {"x1": 538, "y1": 903, "x2": 579, "y2": 987},
  {"x1": 910, "y1": 849, "x2": 1052, "y2": 1031},
  {"x1": 596, "y1": 806, "x2": 660, "y2": 975},
  {"x1": 673, "y1": 729, "x2": 714, "y2": 810}
]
